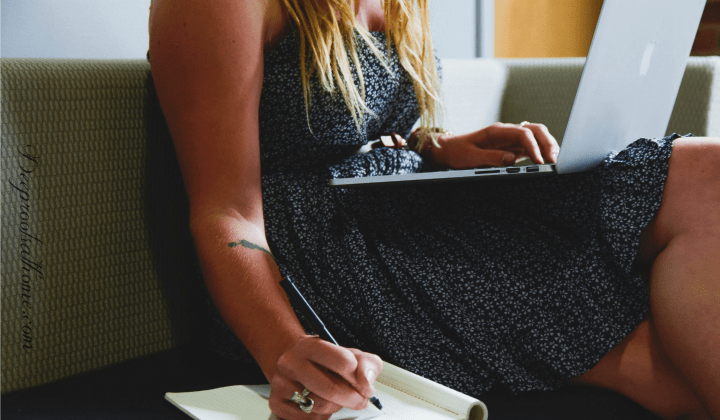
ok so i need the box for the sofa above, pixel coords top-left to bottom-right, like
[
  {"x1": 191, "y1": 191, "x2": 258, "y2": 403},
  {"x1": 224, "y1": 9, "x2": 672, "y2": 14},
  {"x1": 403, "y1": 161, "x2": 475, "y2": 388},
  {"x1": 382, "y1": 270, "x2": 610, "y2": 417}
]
[{"x1": 2, "y1": 55, "x2": 719, "y2": 420}]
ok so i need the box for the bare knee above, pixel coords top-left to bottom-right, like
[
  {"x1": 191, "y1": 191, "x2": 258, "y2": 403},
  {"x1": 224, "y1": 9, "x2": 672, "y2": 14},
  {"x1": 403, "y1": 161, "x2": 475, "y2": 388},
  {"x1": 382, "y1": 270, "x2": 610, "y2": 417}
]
[
  {"x1": 665, "y1": 136, "x2": 720, "y2": 212},
  {"x1": 638, "y1": 137, "x2": 720, "y2": 261},
  {"x1": 665, "y1": 137, "x2": 720, "y2": 210}
]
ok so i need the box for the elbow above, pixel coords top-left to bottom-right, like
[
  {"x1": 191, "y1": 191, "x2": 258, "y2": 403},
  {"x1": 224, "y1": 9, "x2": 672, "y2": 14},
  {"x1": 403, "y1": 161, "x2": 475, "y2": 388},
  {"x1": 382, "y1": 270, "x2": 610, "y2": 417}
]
[{"x1": 187, "y1": 205, "x2": 265, "y2": 244}]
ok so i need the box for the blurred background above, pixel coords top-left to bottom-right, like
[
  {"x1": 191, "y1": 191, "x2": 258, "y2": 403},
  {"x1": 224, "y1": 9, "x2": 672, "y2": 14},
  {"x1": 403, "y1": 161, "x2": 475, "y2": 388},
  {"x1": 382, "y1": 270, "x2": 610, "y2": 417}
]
[{"x1": 1, "y1": 0, "x2": 718, "y2": 59}]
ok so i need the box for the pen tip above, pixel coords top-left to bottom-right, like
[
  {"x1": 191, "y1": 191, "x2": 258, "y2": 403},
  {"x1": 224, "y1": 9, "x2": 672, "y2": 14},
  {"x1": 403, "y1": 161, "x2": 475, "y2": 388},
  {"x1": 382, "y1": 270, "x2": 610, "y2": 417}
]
[{"x1": 370, "y1": 396, "x2": 382, "y2": 410}]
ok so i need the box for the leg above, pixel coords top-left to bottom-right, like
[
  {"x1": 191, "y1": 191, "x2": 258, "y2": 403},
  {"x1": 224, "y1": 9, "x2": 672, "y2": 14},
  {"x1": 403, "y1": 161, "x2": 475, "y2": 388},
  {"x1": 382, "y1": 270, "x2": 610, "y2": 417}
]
[
  {"x1": 646, "y1": 229, "x2": 720, "y2": 419},
  {"x1": 641, "y1": 137, "x2": 720, "y2": 418},
  {"x1": 570, "y1": 316, "x2": 708, "y2": 419},
  {"x1": 570, "y1": 137, "x2": 720, "y2": 419}
]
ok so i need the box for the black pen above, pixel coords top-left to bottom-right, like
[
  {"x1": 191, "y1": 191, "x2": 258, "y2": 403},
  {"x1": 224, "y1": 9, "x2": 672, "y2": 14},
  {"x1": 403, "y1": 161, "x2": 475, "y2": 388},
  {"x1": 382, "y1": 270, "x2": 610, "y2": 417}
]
[{"x1": 279, "y1": 276, "x2": 383, "y2": 410}]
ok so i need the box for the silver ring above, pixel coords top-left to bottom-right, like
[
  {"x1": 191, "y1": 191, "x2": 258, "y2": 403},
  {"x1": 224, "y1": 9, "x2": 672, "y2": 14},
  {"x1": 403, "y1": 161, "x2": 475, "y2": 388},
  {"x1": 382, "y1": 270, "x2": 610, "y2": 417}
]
[{"x1": 291, "y1": 389, "x2": 314, "y2": 414}]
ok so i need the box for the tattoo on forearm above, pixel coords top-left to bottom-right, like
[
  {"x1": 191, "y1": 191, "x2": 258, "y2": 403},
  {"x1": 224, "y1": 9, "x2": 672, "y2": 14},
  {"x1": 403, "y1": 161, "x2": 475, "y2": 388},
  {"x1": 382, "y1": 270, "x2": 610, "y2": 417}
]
[{"x1": 229, "y1": 239, "x2": 275, "y2": 259}]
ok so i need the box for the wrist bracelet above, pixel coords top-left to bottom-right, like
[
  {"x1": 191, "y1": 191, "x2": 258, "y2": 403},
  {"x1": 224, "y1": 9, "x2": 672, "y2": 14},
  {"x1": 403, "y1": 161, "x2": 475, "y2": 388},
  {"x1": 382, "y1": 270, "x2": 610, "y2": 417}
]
[{"x1": 408, "y1": 127, "x2": 453, "y2": 155}]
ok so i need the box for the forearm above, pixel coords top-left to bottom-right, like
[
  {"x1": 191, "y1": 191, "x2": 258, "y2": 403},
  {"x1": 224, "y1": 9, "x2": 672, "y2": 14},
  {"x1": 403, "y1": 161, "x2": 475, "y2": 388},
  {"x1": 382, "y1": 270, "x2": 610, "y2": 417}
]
[{"x1": 190, "y1": 210, "x2": 306, "y2": 380}]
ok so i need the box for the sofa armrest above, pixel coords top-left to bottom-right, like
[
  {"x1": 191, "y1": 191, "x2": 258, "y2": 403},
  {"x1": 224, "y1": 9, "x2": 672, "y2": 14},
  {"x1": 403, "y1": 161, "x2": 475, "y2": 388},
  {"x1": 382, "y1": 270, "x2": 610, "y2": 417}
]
[{"x1": 499, "y1": 56, "x2": 720, "y2": 145}]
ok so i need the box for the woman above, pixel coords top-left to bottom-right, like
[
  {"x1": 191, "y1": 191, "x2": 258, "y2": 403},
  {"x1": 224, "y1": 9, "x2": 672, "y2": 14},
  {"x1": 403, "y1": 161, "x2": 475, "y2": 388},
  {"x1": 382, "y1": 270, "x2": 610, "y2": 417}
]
[{"x1": 148, "y1": 1, "x2": 720, "y2": 419}]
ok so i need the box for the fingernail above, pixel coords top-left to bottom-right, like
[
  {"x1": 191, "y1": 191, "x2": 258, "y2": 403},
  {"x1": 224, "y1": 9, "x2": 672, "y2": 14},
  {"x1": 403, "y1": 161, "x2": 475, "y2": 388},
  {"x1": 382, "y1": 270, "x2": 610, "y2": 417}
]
[
  {"x1": 552, "y1": 152, "x2": 558, "y2": 162},
  {"x1": 366, "y1": 369, "x2": 376, "y2": 382}
]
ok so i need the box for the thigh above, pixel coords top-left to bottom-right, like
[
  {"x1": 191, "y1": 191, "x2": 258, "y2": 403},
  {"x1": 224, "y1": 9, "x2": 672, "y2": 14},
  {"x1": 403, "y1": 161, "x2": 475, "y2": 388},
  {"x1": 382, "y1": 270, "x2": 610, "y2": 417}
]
[{"x1": 572, "y1": 137, "x2": 720, "y2": 419}]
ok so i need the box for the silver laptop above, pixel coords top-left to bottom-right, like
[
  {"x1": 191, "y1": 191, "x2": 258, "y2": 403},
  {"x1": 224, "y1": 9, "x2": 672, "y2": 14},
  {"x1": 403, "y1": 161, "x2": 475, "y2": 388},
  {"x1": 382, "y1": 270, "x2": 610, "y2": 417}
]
[{"x1": 329, "y1": 0, "x2": 706, "y2": 188}]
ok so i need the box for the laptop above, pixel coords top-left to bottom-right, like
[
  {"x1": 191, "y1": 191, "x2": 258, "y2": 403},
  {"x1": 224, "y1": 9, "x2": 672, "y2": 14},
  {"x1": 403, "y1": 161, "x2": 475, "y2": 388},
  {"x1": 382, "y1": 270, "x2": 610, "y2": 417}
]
[{"x1": 329, "y1": 0, "x2": 706, "y2": 188}]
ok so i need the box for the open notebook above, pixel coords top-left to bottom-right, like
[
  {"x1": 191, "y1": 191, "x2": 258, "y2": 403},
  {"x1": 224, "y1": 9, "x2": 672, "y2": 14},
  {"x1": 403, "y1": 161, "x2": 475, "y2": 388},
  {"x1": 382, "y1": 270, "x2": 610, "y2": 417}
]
[{"x1": 165, "y1": 362, "x2": 488, "y2": 420}]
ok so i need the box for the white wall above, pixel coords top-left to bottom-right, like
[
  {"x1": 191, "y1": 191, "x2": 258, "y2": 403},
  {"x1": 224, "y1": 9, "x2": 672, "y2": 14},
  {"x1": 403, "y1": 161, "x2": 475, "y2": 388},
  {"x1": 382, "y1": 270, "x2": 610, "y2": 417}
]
[
  {"x1": 1, "y1": 0, "x2": 483, "y2": 59},
  {"x1": 1, "y1": 0, "x2": 150, "y2": 59},
  {"x1": 428, "y1": 0, "x2": 477, "y2": 59}
]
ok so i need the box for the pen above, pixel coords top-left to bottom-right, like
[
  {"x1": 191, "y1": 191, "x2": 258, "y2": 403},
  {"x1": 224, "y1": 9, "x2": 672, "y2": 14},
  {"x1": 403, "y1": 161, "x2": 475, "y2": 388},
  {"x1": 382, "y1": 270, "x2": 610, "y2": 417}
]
[{"x1": 279, "y1": 276, "x2": 383, "y2": 411}]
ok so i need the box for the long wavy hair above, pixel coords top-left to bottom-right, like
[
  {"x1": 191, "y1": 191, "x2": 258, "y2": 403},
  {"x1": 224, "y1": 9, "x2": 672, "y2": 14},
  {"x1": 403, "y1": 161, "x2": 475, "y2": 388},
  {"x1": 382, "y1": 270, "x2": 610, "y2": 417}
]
[{"x1": 280, "y1": 0, "x2": 441, "y2": 146}]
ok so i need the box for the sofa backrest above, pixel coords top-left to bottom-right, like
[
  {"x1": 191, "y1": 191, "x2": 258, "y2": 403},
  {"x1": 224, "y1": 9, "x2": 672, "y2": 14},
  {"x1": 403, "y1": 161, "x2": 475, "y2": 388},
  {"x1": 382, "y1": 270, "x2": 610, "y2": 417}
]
[
  {"x1": 439, "y1": 58, "x2": 508, "y2": 135},
  {"x1": 1, "y1": 58, "x2": 208, "y2": 394},
  {"x1": 440, "y1": 56, "x2": 720, "y2": 143}
]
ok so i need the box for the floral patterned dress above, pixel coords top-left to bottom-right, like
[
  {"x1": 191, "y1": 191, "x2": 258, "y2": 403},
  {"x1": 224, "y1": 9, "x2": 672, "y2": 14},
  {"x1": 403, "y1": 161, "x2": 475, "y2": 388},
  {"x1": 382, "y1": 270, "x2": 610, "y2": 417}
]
[{"x1": 209, "y1": 30, "x2": 679, "y2": 397}]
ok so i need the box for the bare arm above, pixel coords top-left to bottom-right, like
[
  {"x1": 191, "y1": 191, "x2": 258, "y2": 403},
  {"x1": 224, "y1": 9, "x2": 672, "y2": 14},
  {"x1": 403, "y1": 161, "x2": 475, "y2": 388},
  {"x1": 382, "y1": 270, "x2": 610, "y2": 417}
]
[
  {"x1": 150, "y1": 0, "x2": 300, "y2": 379},
  {"x1": 149, "y1": 1, "x2": 380, "y2": 417}
]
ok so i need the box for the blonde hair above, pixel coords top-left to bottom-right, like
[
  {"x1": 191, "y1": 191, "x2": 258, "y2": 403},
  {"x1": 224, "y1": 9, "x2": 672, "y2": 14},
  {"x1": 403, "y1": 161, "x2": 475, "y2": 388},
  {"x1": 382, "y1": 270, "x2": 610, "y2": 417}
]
[{"x1": 280, "y1": 0, "x2": 441, "y2": 148}]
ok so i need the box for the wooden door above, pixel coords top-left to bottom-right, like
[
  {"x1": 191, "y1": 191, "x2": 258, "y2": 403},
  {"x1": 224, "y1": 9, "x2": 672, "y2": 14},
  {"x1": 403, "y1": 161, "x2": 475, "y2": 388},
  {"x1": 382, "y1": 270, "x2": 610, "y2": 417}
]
[{"x1": 495, "y1": 0, "x2": 604, "y2": 58}]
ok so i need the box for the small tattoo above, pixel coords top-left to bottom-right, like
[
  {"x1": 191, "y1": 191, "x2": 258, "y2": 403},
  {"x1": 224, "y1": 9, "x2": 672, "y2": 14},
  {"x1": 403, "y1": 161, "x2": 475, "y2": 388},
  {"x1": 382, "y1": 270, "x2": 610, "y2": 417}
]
[{"x1": 229, "y1": 239, "x2": 275, "y2": 258}]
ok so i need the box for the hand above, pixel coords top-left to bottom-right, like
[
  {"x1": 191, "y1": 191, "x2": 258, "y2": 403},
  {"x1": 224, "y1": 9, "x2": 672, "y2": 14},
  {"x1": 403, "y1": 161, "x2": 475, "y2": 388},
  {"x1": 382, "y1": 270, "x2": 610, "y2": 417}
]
[
  {"x1": 422, "y1": 122, "x2": 559, "y2": 169},
  {"x1": 269, "y1": 335, "x2": 383, "y2": 420}
]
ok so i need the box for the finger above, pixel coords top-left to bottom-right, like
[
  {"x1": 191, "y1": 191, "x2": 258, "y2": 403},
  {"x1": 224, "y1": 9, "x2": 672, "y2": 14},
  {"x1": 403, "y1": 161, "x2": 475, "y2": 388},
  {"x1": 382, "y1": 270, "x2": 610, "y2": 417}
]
[
  {"x1": 431, "y1": 131, "x2": 515, "y2": 169},
  {"x1": 522, "y1": 123, "x2": 559, "y2": 163},
  {"x1": 486, "y1": 123, "x2": 543, "y2": 164},
  {"x1": 270, "y1": 375, "x2": 343, "y2": 419},
  {"x1": 282, "y1": 339, "x2": 368, "y2": 410},
  {"x1": 302, "y1": 340, "x2": 361, "y2": 385},
  {"x1": 280, "y1": 337, "x2": 358, "y2": 379},
  {"x1": 513, "y1": 125, "x2": 544, "y2": 164},
  {"x1": 455, "y1": 147, "x2": 516, "y2": 168},
  {"x1": 347, "y1": 349, "x2": 383, "y2": 399},
  {"x1": 466, "y1": 148, "x2": 516, "y2": 168},
  {"x1": 300, "y1": 360, "x2": 369, "y2": 410},
  {"x1": 272, "y1": 397, "x2": 335, "y2": 420}
]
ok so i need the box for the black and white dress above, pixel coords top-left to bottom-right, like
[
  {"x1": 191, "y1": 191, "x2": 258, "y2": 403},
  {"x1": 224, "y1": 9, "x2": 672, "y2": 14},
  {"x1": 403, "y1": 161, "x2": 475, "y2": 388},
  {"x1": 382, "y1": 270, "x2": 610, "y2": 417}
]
[{"x1": 209, "y1": 30, "x2": 679, "y2": 397}]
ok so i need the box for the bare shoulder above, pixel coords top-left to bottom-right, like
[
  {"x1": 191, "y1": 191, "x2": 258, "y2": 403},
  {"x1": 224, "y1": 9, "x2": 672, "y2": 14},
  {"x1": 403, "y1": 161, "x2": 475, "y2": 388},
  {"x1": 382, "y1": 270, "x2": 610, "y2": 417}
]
[
  {"x1": 148, "y1": 0, "x2": 289, "y2": 216},
  {"x1": 149, "y1": 0, "x2": 287, "y2": 57}
]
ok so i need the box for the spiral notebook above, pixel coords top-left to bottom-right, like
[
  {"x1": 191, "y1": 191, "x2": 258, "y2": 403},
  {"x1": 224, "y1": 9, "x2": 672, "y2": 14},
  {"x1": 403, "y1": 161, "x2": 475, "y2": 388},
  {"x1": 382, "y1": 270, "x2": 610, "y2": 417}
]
[{"x1": 165, "y1": 362, "x2": 488, "y2": 420}]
